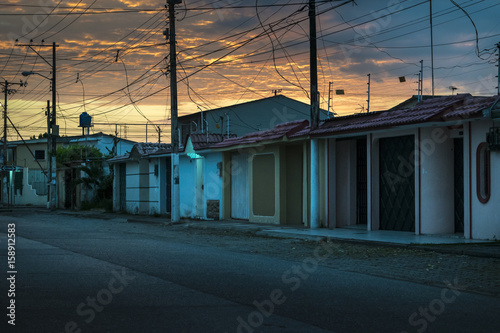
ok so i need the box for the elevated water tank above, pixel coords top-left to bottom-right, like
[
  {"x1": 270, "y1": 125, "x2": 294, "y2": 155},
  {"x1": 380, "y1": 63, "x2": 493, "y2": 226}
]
[{"x1": 79, "y1": 112, "x2": 92, "y2": 128}]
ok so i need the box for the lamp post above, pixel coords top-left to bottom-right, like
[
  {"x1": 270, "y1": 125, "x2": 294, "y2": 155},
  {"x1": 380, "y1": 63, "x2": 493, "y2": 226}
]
[
  {"x1": 1, "y1": 79, "x2": 25, "y2": 206},
  {"x1": 22, "y1": 69, "x2": 57, "y2": 209}
]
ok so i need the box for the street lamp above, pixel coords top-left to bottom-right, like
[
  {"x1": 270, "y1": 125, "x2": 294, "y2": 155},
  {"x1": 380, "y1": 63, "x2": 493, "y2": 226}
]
[
  {"x1": 22, "y1": 69, "x2": 57, "y2": 210},
  {"x1": 22, "y1": 71, "x2": 51, "y2": 80}
]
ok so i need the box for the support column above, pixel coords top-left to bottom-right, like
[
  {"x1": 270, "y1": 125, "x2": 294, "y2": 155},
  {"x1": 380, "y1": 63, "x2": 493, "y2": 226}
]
[{"x1": 310, "y1": 138, "x2": 320, "y2": 229}]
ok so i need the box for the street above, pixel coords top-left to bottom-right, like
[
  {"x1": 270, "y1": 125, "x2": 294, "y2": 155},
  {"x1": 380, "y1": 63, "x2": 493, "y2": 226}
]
[{"x1": 1, "y1": 209, "x2": 500, "y2": 333}]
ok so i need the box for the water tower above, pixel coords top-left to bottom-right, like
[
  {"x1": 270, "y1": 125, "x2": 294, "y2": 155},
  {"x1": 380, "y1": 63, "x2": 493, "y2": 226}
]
[{"x1": 79, "y1": 112, "x2": 92, "y2": 135}]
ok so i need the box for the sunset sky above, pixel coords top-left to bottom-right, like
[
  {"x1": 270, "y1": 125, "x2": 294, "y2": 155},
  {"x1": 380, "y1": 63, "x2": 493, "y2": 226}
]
[{"x1": 1, "y1": 0, "x2": 499, "y2": 142}]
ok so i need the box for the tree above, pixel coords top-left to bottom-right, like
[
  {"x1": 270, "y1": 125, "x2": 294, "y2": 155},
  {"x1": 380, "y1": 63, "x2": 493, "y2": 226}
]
[
  {"x1": 56, "y1": 144, "x2": 112, "y2": 206},
  {"x1": 56, "y1": 144, "x2": 102, "y2": 168}
]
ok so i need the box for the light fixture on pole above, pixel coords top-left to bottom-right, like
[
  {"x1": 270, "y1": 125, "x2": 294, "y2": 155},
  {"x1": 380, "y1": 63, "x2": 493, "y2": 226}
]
[{"x1": 22, "y1": 68, "x2": 57, "y2": 210}]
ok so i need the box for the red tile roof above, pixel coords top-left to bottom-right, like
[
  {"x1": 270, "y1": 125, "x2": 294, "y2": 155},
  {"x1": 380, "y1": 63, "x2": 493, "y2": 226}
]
[
  {"x1": 310, "y1": 94, "x2": 497, "y2": 137},
  {"x1": 442, "y1": 95, "x2": 499, "y2": 119},
  {"x1": 212, "y1": 119, "x2": 309, "y2": 148},
  {"x1": 190, "y1": 133, "x2": 235, "y2": 150}
]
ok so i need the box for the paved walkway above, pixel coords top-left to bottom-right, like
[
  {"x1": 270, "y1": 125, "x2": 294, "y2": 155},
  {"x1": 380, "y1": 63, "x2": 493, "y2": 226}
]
[{"x1": 259, "y1": 224, "x2": 485, "y2": 244}]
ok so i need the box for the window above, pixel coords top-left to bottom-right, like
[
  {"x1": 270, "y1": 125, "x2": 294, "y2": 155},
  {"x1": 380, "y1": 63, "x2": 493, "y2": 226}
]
[
  {"x1": 476, "y1": 142, "x2": 490, "y2": 204},
  {"x1": 34, "y1": 150, "x2": 45, "y2": 161}
]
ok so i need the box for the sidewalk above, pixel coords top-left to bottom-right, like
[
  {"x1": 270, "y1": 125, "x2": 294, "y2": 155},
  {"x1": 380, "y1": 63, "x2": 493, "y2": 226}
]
[{"x1": 12, "y1": 207, "x2": 500, "y2": 259}]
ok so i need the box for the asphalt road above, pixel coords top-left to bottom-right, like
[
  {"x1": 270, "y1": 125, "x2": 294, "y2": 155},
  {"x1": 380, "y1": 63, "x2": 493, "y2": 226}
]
[{"x1": 1, "y1": 210, "x2": 499, "y2": 333}]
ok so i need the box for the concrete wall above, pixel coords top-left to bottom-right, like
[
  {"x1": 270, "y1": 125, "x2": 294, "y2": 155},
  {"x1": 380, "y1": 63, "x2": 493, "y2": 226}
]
[
  {"x1": 334, "y1": 139, "x2": 357, "y2": 227},
  {"x1": 202, "y1": 152, "x2": 224, "y2": 220},
  {"x1": 14, "y1": 141, "x2": 49, "y2": 170},
  {"x1": 179, "y1": 155, "x2": 197, "y2": 218},
  {"x1": 10, "y1": 168, "x2": 47, "y2": 206},
  {"x1": 69, "y1": 135, "x2": 135, "y2": 157},
  {"x1": 148, "y1": 160, "x2": 160, "y2": 215},
  {"x1": 419, "y1": 127, "x2": 455, "y2": 235},
  {"x1": 125, "y1": 161, "x2": 140, "y2": 214},
  {"x1": 178, "y1": 96, "x2": 326, "y2": 142},
  {"x1": 470, "y1": 119, "x2": 500, "y2": 239}
]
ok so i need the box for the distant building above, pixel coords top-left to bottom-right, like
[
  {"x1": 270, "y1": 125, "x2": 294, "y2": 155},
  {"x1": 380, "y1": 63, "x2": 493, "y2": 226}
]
[
  {"x1": 1, "y1": 132, "x2": 136, "y2": 208},
  {"x1": 177, "y1": 94, "x2": 331, "y2": 145}
]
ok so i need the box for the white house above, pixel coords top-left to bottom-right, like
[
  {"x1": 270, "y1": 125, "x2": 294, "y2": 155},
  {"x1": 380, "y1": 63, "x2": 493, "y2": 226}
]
[
  {"x1": 3, "y1": 132, "x2": 136, "y2": 208},
  {"x1": 311, "y1": 94, "x2": 500, "y2": 240},
  {"x1": 110, "y1": 93, "x2": 500, "y2": 240}
]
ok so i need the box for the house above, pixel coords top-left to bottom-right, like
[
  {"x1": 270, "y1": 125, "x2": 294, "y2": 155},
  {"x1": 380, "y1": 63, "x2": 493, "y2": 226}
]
[
  {"x1": 177, "y1": 94, "x2": 331, "y2": 144},
  {"x1": 110, "y1": 142, "x2": 171, "y2": 215},
  {"x1": 2, "y1": 132, "x2": 136, "y2": 208},
  {"x1": 109, "y1": 93, "x2": 500, "y2": 240},
  {"x1": 2, "y1": 137, "x2": 52, "y2": 206},
  {"x1": 202, "y1": 120, "x2": 309, "y2": 225},
  {"x1": 310, "y1": 94, "x2": 500, "y2": 240},
  {"x1": 110, "y1": 134, "x2": 231, "y2": 218},
  {"x1": 110, "y1": 95, "x2": 329, "y2": 219}
]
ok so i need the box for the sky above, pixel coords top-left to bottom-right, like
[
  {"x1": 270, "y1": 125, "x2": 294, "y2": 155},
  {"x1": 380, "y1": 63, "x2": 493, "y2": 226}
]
[{"x1": 0, "y1": 0, "x2": 499, "y2": 142}]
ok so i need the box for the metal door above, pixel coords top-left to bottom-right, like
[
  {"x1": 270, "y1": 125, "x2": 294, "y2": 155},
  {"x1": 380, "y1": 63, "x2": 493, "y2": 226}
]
[
  {"x1": 379, "y1": 135, "x2": 415, "y2": 232},
  {"x1": 231, "y1": 152, "x2": 249, "y2": 219},
  {"x1": 119, "y1": 163, "x2": 126, "y2": 211}
]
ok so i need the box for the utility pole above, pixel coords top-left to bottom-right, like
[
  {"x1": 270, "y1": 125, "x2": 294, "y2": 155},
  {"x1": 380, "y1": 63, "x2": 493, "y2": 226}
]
[
  {"x1": 309, "y1": 0, "x2": 320, "y2": 229},
  {"x1": 327, "y1": 81, "x2": 332, "y2": 119},
  {"x1": 309, "y1": 0, "x2": 319, "y2": 128},
  {"x1": 1, "y1": 80, "x2": 24, "y2": 206},
  {"x1": 366, "y1": 73, "x2": 371, "y2": 113},
  {"x1": 420, "y1": 60, "x2": 424, "y2": 100},
  {"x1": 18, "y1": 41, "x2": 58, "y2": 209},
  {"x1": 167, "y1": 0, "x2": 181, "y2": 222},
  {"x1": 46, "y1": 100, "x2": 51, "y2": 199},
  {"x1": 417, "y1": 72, "x2": 422, "y2": 102},
  {"x1": 430, "y1": 0, "x2": 435, "y2": 96},
  {"x1": 50, "y1": 41, "x2": 57, "y2": 210},
  {"x1": 497, "y1": 42, "x2": 500, "y2": 95}
]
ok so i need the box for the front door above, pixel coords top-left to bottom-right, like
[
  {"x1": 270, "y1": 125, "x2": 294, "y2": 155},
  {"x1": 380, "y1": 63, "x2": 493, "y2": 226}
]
[
  {"x1": 379, "y1": 135, "x2": 415, "y2": 232},
  {"x1": 231, "y1": 152, "x2": 249, "y2": 220}
]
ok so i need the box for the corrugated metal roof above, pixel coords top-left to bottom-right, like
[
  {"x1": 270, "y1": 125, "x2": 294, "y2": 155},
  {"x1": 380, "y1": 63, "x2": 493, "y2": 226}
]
[{"x1": 212, "y1": 119, "x2": 309, "y2": 148}]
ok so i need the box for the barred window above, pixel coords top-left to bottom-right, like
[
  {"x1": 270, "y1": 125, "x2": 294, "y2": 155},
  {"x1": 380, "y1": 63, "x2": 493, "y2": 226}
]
[{"x1": 34, "y1": 150, "x2": 45, "y2": 160}]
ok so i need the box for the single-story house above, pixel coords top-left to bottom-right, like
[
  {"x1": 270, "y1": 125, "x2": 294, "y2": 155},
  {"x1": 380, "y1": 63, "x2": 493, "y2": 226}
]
[
  {"x1": 110, "y1": 93, "x2": 500, "y2": 240},
  {"x1": 311, "y1": 94, "x2": 500, "y2": 240},
  {"x1": 2, "y1": 132, "x2": 136, "y2": 207}
]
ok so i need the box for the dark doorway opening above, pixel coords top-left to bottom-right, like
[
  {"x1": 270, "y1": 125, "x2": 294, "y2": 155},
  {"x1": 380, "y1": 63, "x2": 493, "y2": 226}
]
[
  {"x1": 356, "y1": 138, "x2": 367, "y2": 225},
  {"x1": 454, "y1": 138, "x2": 464, "y2": 233}
]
